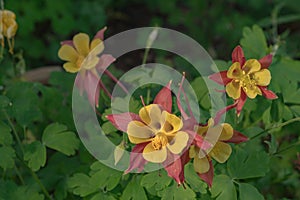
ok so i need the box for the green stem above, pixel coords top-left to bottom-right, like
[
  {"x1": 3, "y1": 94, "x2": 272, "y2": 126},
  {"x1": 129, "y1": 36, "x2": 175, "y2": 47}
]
[
  {"x1": 250, "y1": 117, "x2": 300, "y2": 140},
  {"x1": 274, "y1": 141, "x2": 300, "y2": 155},
  {"x1": 3, "y1": 110, "x2": 24, "y2": 153},
  {"x1": 14, "y1": 164, "x2": 25, "y2": 185},
  {"x1": 4, "y1": 111, "x2": 52, "y2": 199},
  {"x1": 30, "y1": 170, "x2": 52, "y2": 200},
  {"x1": 142, "y1": 47, "x2": 150, "y2": 68}
]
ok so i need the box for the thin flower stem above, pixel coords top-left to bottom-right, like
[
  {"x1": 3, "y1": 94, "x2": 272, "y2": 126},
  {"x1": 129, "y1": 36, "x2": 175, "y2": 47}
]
[
  {"x1": 250, "y1": 117, "x2": 300, "y2": 140},
  {"x1": 104, "y1": 70, "x2": 128, "y2": 94},
  {"x1": 4, "y1": 110, "x2": 52, "y2": 199},
  {"x1": 30, "y1": 170, "x2": 52, "y2": 200},
  {"x1": 3, "y1": 110, "x2": 24, "y2": 153},
  {"x1": 14, "y1": 164, "x2": 25, "y2": 185},
  {"x1": 142, "y1": 47, "x2": 150, "y2": 68}
]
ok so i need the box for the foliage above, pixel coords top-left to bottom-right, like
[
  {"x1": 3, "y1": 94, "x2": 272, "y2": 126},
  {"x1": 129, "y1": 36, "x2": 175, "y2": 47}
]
[{"x1": 0, "y1": 0, "x2": 300, "y2": 200}]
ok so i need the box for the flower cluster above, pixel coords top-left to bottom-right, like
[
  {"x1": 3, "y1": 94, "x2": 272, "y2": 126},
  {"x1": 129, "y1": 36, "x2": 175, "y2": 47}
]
[
  {"x1": 107, "y1": 77, "x2": 248, "y2": 187},
  {"x1": 0, "y1": 9, "x2": 18, "y2": 54},
  {"x1": 59, "y1": 30, "x2": 276, "y2": 187}
]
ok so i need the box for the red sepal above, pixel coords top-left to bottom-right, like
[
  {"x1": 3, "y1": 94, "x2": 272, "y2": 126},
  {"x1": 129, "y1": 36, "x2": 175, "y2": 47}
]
[
  {"x1": 93, "y1": 26, "x2": 107, "y2": 41},
  {"x1": 236, "y1": 90, "x2": 247, "y2": 116},
  {"x1": 259, "y1": 86, "x2": 278, "y2": 99},
  {"x1": 209, "y1": 71, "x2": 231, "y2": 86},
  {"x1": 198, "y1": 159, "x2": 214, "y2": 188},
  {"x1": 106, "y1": 112, "x2": 141, "y2": 132},
  {"x1": 164, "y1": 150, "x2": 190, "y2": 185},
  {"x1": 226, "y1": 130, "x2": 248, "y2": 144},
  {"x1": 124, "y1": 142, "x2": 149, "y2": 174},
  {"x1": 154, "y1": 81, "x2": 172, "y2": 113},
  {"x1": 231, "y1": 45, "x2": 246, "y2": 66},
  {"x1": 214, "y1": 101, "x2": 238, "y2": 124},
  {"x1": 259, "y1": 54, "x2": 273, "y2": 69},
  {"x1": 75, "y1": 71, "x2": 100, "y2": 108}
]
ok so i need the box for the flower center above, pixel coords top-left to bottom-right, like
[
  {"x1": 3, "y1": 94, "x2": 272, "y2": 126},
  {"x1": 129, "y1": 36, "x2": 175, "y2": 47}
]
[
  {"x1": 235, "y1": 71, "x2": 257, "y2": 92},
  {"x1": 152, "y1": 132, "x2": 168, "y2": 150}
]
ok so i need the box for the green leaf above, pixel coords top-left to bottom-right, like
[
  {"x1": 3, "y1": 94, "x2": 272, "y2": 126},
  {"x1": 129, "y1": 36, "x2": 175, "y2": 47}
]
[
  {"x1": 211, "y1": 175, "x2": 237, "y2": 200},
  {"x1": 91, "y1": 192, "x2": 117, "y2": 200},
  {"x1": 90, "y1": 162, "x2": 123, "y2": 191},
  {"x1": 184, "y1": 163, "x2": 207, "y2": 194},
  {"x1": 6, "y1": 82, "x2": 42, "y2": 126},
  {"x1": 159, "y1": 182, "x2": 196, "y2": 200},
  {"x1": 0, "y1": 121, "x2": 13, "y2": 146},
  {"x1": 0, "y1": 146, "x2": 15, "y2": 170},
  {"x1": 68, "y1": 173, "x2": 98, "y2": 197},
  {"x1": 10, "y1": 186, "x2": 45, "y2": 200},
  {"x1": 227, "y1": 147, "x2": 270, "y2": 179},
  {"x1": 42, "y1": 123, "x2": 80, "y2": 156},
  {"x1": 0, "y1": 95, "x2": 10, "y2": 109},
  {"x1": 290, "y1": 106, "x2": 300, "y2": 117},
  {"x1": 140, "y1": 170, "x2": 172, "y2": 195},
  {"x1": 240, "y1": 25, "x2": 268, "y2": 58},
  {"x1": 121, "y1": 177, "x2": 147, "y2": 200},
  {"x1": 24, "y1": 141, "x2": 46, "y2": 171},
  {"x1": 239, "y1": 183, "x2": 264, "y2": 200},
  {"x1": 270, "y1": 98, "x2": 283, "y2": 122}
]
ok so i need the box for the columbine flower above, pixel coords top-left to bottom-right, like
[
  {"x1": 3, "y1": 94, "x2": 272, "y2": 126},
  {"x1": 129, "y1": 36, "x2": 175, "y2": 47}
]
[
  {"x1": 58, "y1": 27, "x2": 127, "y2": 107},
  {"x1": 189, "y1": 118, "x2": 248, "y2": 187},
  {"x1": 209, "y1": 45, "x2": 277, "y2": 115},
  {"x1": 126, "y1": 104, "x2": 188, "y2": 163},
  {"x1": 58, "y1": 31, "x2": 104, "y2": 73},
  {"x1": 0, "y1": 9, "x2": 18, "y2": 54},
  {"x1": 107, "y1": 81, "x2": 207, "y2": 185}
]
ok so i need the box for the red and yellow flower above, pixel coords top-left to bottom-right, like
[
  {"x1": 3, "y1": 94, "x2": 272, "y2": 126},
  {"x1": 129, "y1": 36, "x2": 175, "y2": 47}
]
[
  {"x1": 209, "y1": 45, "x2": 277, "y2": 116},
  {"x1": 189, "y1": 118, "x2": 247, "y2": 187}
]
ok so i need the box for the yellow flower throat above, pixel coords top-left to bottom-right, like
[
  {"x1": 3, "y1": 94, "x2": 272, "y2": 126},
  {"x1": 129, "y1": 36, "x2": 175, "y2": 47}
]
[
  {"x1": 152, "y1": 132, "x2": 168, "y2": 150},
  {"x1": 234, "y1": 71, "x2": 257, "y2": 93}
]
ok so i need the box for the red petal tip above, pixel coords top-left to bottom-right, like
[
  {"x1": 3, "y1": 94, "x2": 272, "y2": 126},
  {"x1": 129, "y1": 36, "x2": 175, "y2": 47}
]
[
  {"x1": 259, "y1": 54, "x2": 273, "y2": 69},
  {"x1": 232, "y1": 45, "x2": 246, "y2": 66}
]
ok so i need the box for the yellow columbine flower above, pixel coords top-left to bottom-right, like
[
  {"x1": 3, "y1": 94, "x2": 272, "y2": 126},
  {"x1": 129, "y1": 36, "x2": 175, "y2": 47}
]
[
  {"x1": 0, "y1": 9, "x2": 18, "y2": 54},
  {"x1": 189, "y1": 118, "x2": 233, "y2": 174},
  {"x1": 226, "y1": 59, "x2": 271, "y2": 99},
  {"x1": 58, "y1": 33, "x2": 104, "y2": 73},
  {"x1": 0, "y1": 9, "x2": 18, "y2": 39},
  {"x1": 127, "y1": 104, "x2": 189, "y2": 163}
]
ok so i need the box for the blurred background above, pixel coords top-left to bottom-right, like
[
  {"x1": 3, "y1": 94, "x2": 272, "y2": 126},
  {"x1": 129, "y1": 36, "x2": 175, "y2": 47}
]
[{"x1": 5, "y1": 0, "x2": 300, "y2": 69}]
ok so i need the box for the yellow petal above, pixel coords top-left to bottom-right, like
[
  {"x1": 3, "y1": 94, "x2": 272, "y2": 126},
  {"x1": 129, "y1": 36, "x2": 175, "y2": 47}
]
[
  {"x1": 128, "y1": 135, "x2": 152, "y2": 144},
  {"x1": 242, "y1": 59, "x2": 261, "y2": 74},
  {"x1": 90, "y1": 39, "x2": 104, "y2": 55},
  {"x1": 226, "y1": 81, "x2": 241, "y2": 99},
  {"x1": 162, "y1": 111, "x2": 183, "y2": 135},
  {"x1": 139, "y1": 104, "x2": 163, "y2": 131},
  {"x1": 227, "y1": 62, "x2": 243, "y2": 79},
  {"x1": 189, "y1": 145, "x2": 196, "y2": 158},
  {"x1": 196, "y1": 118, "x2": 213, "y2": 136},
  {"x1": 73, "y1": 33, "x2": 90, "y2": 56},
  {"x1": 82, "y1": 55, "x2": 99, "y2": 70},
  {"x1": 63, "y1": 62, "x2": 80, "y2": 73},
  {"x1": 209, "y1": 142, "x2": 232, "y2": 163},
  {"x1": 252, "y1": 69, "x2": 271, "y2": 86},
  {"x1": 143, "y1": 143, "x2": 167, "y2": 163},
  {"x1": 193, "y1": 156, "x2": 210, "y2": 174},
  {"x1": 127, "y1": 121, "x2": 154, "y2": 141},
  {"x1": 219, "y1": 123, "x2": 233, "y2": 141},
  {"x1": 243, "y1": 84, "x2": 261, "y2": 99},
  {"x1": 167, "y1": 131, "x2": 189, "y2": 154},
  {"x1": 58, "y1": 45, "x2": 78, "y2": 62}
]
